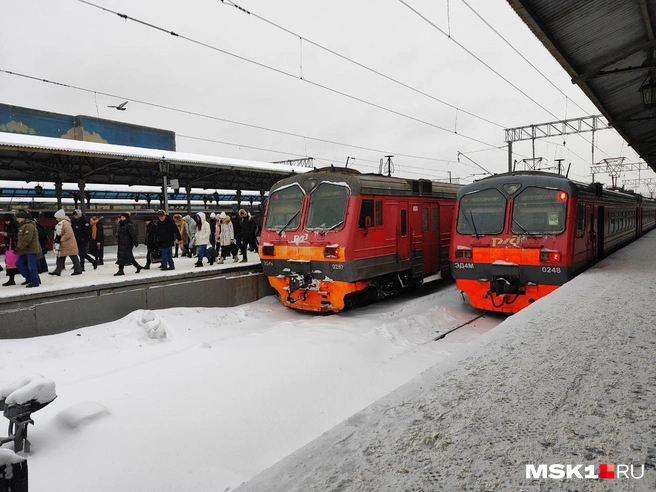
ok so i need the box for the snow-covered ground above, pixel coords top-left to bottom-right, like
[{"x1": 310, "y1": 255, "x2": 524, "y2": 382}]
[
  {"x1": 0, "y1": 277, "x2": 501, "y2": 491},
  {"x1": 0, "y1": 245, "x2": 261, "y2": 299}
]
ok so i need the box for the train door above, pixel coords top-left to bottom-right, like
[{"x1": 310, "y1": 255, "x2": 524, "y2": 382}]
[
  {"x1": 596, "y1": 206, "x2": 605, "y2": 261},
  {"x1": 420, "y1": 203, "x2": 439, "y2": 273},
  {"x1": 398, "y1": 203, "x2": 410, "y2": 261},
  {"x1": 586, "y1": 204, "x2": 596, "y2": 263}
]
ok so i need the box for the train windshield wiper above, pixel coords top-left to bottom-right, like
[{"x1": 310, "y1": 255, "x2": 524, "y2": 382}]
[
  {"x1": 278, "y1": 210, "x2": 300, "y2": 236},
  {"x1": 512, "y1": 218, "x2": 538, "y2": 236},
  {"x1": 325, "y1": 220, "x2": 344, "y2": 231},
  {"x1": 469, "y1": 210, "x2": 480, "y2": 239}
]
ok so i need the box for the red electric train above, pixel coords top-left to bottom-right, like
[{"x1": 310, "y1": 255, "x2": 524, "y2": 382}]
[
  {"x1": 450, "y1": 171, "x2": 656, "y2": 313},
  {"x1": 258, "y1": 167, "x2": 461, "y2": 312}
]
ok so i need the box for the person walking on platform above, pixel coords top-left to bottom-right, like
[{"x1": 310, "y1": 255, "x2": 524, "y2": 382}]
[
  {"x1": 193, "y1": 212, "x2": 214, "y2": 267},
  {"x1": 89, "y1": 216, "x2": 105, "y2": 266},
  {"x1": 172, "y1": 214, "x2": 188, "y2": 258},
  {"x1": 115, "y1": 213, "x2": 143, "y2": 276},
  {"x1": 209, "y1": 212, "x2": 217, "y2": 248},
  {"x1": 216, "y1": 212, "x2": 237, "y2": 264},
  {"x1": 156, "y1": 210, "x2": 181, "y2": 271},
  {"x1": 184, "y1": 215, "x2": 197, "y2": 258},
  {"x1": 13, "y1": 211, "x2": 41, "y2": 288},
  {"x1": 50, "y1": 209, "x2": 83, "y2": 276},
  {"x1": 232, "y1": 212, "x2": 242, "y2": 255},
  {"x1": 1, "y1": 213, "x2": 19, "y2": 286},
  {"x1": 72, "y1": 209, "x2": 97, "y2": 271},
  {"x1": 143, "y1": 216, "x2": 158, "y2": 270},
  {"x1": 238, "y1": 209, "x2": 256, "y2": 263},
  {"x1": 34, "y1": 213, "x2": 50, "y2": 274}
]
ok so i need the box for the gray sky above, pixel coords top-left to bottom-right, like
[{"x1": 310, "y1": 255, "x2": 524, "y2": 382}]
[{"x1": 1, "y1": 0, "x2": 652, "y2": 190}]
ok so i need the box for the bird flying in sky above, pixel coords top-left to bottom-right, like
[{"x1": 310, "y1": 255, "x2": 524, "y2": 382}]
[{"x1": 107, "y1": 101, "x2": 128, "y2": 111}]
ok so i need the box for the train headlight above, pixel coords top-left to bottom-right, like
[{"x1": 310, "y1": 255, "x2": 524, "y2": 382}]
[
  {"x1": 455, "y1": 249, "x2": 473, "y2": 259},
  {"x1": 539, "y1": 250, "x2": 561, "y2": 263},
  {"x1": 324, "y1": 245, "x2": 339, "y2": 258},
  {"x1": 262, "y1": 245, "x2": 275, "y2": 256},
  {"x1": 557, "y1": 192, "x2": 568, "y2": 202}
]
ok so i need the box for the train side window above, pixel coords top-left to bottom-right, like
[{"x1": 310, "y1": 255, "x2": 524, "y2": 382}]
[
  {"x1": 422, "y1": 208, "x2": 429, "y2": 232},
  {"x1": 375, "y1": 200, "x2": 383, "y2": 226},
  {"x1": 432, "y1": 208, "x2": 439, "y2": 231},
  {"x1": 401, "y1": 209, "x2": 407, "y2": 237},
  {"x1": 359, "y1": 200, "x2": 374, "y2": 228},
  {"x1": 610, "y1": 213, "x2": 615, "y2": 234},
  {"x1": 576, "y1": 203, "x2": 585, "y2": 234}
]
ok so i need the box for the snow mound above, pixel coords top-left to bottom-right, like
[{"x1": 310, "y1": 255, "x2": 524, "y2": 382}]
[
  {"x1": 55, "y1": 401, "x2": 110, "y2": 430},
  {"x1": 136, "y1": 311, "x2": 167, "y2": 339},
  {"x1": 198, "y1": 342, "x2": 212, "y2": 349},
  {"x1": 0, "y1": 374, "x2": 57, "y2": 406}
]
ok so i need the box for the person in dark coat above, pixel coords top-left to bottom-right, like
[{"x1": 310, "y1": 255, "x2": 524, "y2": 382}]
[
  {"x1": 115, "y1": 213, "x2": 143, "y2": 276},
  {"x1": 156, "y1": 210, "x2": 181, "y2": 271},
  {"x1": 232, "y1": 212, "x2": 242, "y2": 253},
  {"x1": 1, "y1": 213, "x2": 19, "y2": 286},
  {"x1": 209, "y1": 212, "x2": 217, "y2": 247},
  {"x1": 237, "y1": 209, "x2": 256, "y2": 262},
  {"x1": 71, "y1": 209, "x2": 97, "y2": 271},
  {"x1": 13, "y1": 211, "x2": 41, "y2": 287},
  {"x1": 34, "y1": 215, "x2": 50, "y2": 274},
  {"x1": 88, "y1": 216, "x2": 105, "y2": 266},
  {"x1": 143, "y1": 216, "x2": 158, "y2": 270}
]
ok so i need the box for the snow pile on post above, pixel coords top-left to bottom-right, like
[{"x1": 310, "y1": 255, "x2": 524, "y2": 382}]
[{"x1": 0, "y1": 374, "x2": 57, "y2": 406}]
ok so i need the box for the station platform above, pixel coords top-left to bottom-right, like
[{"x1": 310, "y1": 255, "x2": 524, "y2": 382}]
[
  {"x1": 0, "y1": 245, "x2": 270, "y2": 338},
  {"x1": 236, "y1": 232, "x2": 656, "y2": 491}
]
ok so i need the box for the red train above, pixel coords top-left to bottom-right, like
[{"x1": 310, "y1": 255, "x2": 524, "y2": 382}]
[
  {"x1": 450, "y1": 171, "x2": 656, "y2": 313},
  {"x1": 258, "y1": 167, "x2": 461, "y2": 312}
]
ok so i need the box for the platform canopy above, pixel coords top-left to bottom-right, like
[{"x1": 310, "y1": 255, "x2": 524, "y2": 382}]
[
  {"x1": 507, "y1": 0, "x2": 656, "y2": 172},
  {"x1": 0, "y1": 132, "x2": 310, "y2": 192}
]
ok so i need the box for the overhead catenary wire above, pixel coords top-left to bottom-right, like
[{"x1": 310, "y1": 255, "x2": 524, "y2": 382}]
[
  {"x1": 75, "y1": 0, "x2": 500, "y2": 149},
  {"x1": 219, "y1": 0, "x2": 506, "y2": 129},
  {"x1": 0, "y1": 69, "x2": 461, "y2": 166},
  {"x1": 397, "y1": 0, "x2": 612, "y2": 160}
]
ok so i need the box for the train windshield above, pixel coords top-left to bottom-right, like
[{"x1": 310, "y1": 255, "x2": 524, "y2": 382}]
[
  {"x1": 511, "y1": 187, "x2": 567, "y2": 235},
  {"x1": 306, "y1": 182, "x2": 349, "y2": 230},
  {"x1": 456, "y1": 188, "x2": 506, "y2": 235},
  {"x1": 265, "y1": 184, "x2": 305, "y2": 230}
]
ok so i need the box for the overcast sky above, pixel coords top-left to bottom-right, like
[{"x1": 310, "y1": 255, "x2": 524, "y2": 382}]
[{"x1": 1, "y1": 0, "x2": 654, "y2": 192}]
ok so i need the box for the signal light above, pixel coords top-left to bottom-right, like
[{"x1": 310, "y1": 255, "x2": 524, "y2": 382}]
[
  {"x1": 540, "y1": 251, "x2": 561, "y2": 262},
  {"x1": 324, "y1": 245, "x2": 339, "y2": 258},
  {"x1": 455, "y1": 249, "x2": 473, "y2": 259},
  {"x1": 556, "y1": 191, "x2": 568, "y2": 202}
]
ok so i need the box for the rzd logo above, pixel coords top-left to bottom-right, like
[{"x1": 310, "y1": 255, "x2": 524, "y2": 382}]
[{"x1": 492, "y1": 236, "x2": 520, "y2": 247}]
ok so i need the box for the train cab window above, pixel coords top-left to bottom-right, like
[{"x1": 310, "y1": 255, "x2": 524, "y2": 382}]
[
  {"x1": 432, "y1": 208, "x2": 439, "y2": 231},
  {"x1": 306, "y1": 182, "x2": 349, "y2": 230},
  {"x1": 375, "y1": 200, "x2": 383, "y2": 226},
  {"x1": 359, "y1": 200, "x2": 374, "y2": 228},
  {"x1": 456, "y1": 188, "x2": 506, "y2": 235},
  {"x1": 511, "y1": 187, "x2": 566, "y2": 235},
  {"x1": 265, "y1": 184, "x2": 305, "y2": 231},
  {"x1": 576, "y1": 203, "x2": 586, "y2": 234},
  {"x1": 422, "y1": 208, "x2": 429, "y2": 232}
]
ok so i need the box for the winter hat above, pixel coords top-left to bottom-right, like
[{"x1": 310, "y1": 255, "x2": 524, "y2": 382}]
[
  {"x1": 3, "y1": 213, "x2": 13, "y2": 221},
  {"x1": 239, "y1": 209, "x2": 247, "y2": 216},
  {"x1": 73, "y1": 209, "x2": 82, "y2": 216},
  {"x1": 218, "y1": 212, "x2": 227, "y2": 220},
  {"x1": 16, "y1": 211, "x2": 29, "y2": 219},
  {"x1": 157, "y1": 210, "x2": 166, "y2": 217},
  {"x1": 118, "y1": 212, "x2": 130, "y2": 220},
  {"x1": 210, "y1": 212, "x2": 216, "y2": 219},
  {"x1": 54, "y1": 209, "x2": 66, "y2": 219}
]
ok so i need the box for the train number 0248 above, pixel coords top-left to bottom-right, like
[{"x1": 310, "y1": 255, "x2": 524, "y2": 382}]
[
  {"x1": 541, "y1": 266, "x2": 561, "y2": 274},
  {"x1": 453, "y1": 262, "x2": 475, "y2": 269}
]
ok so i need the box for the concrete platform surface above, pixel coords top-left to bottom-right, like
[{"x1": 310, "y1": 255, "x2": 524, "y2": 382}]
[{"x1": 236, "y1": 233, "x2": 656, "y2": 491}]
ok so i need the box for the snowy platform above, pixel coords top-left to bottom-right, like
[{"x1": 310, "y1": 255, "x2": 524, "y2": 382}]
[
  {"x1": 236, "y1": 232, "x2": 656, "y2": 491},
  {"x1": 0, "y1": 245, "x2": 270, "y2": 337}
]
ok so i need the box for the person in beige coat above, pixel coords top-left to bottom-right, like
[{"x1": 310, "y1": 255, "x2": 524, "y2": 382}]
[{"x1": 49, "y1": 209, "x2": 83, "y2": 276}]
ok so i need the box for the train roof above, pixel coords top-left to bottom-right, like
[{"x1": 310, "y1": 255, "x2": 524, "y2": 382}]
[
  {"x1": 461, "y1": 171, "x2": 650, "y2": 204},
  {"x1": 269, "y1": 167, "x2": 461, "y2": 199}
]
